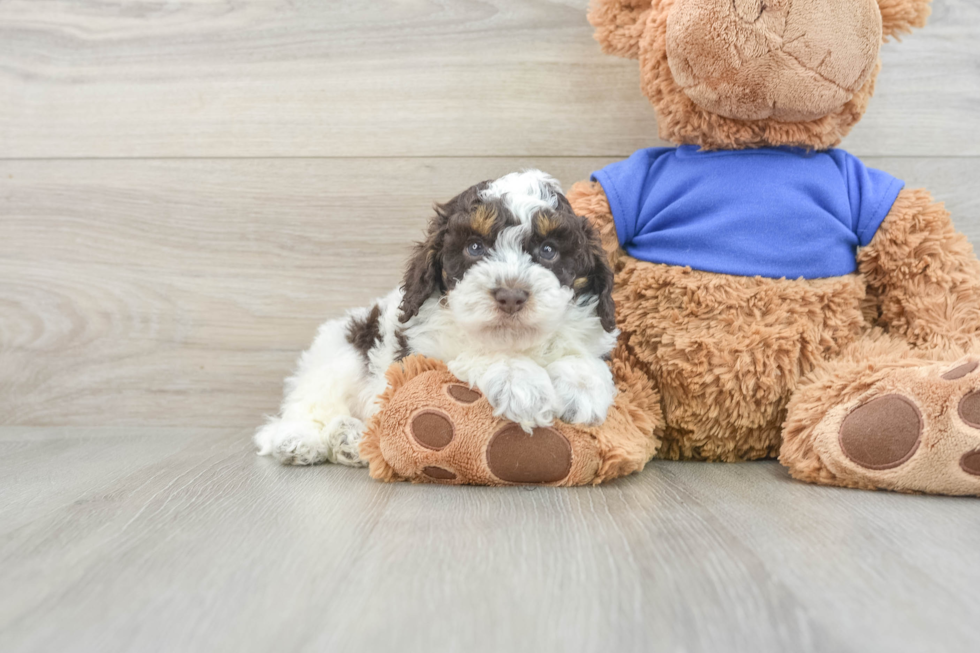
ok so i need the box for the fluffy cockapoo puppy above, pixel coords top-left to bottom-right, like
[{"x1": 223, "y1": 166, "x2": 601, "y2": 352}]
[{"x1": 255, "y1": 170, "x2": 618, "y2": 466}]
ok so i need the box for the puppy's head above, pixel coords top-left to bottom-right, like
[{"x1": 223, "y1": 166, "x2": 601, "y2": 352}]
[{"x1": 399, "y1": 170, "x2": 615, "y2": 346}]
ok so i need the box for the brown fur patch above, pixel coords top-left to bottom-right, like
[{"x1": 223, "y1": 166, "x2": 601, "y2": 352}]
[
  {"x1": 399, "y1": 180, "x2": 495, "y2": 322},
  {"x1": 526, "y1": 200, "x2": 617, "y2": 331},
  {"x1": 535, "y1": 213, "x2": 560, "y2": 237},
  {"x1": 346, "y1": 304, "x2": 383, "y2": 362},
  {"x1": 394, "y1": 330, "x2": 411, "y2": 362},
  {"x1": 470, "y1": 204, "x2": 497, "y2": 237},
  {"x1": 418, "y1": 186, "x2": 515, "y2": 294}
]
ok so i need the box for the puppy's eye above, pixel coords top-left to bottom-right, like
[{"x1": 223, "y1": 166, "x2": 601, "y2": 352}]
[
  {"x1": 466, "y1": 241, "x2": 485, "y2": 257},
  {"x1": 538, "y1": 243, "x2": 558, "y2": 261}
]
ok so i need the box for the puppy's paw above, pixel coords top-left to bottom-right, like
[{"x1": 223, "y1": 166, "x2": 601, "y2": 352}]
[
  {"x1": 478, "y1": 359, "x2": 558, "y2": 431},
  {"x1": 326, "y1": 416, "x2": 368, "y2": 467},
  {"x1": 255, "y1": 419, "x2": 333, "y2": 466},
  {"x1": 254, "y1": 416, "x2": 366, "y2": 466},
  {"x1": 547, "y1": 357, "x2": 616, "y2": 426}
]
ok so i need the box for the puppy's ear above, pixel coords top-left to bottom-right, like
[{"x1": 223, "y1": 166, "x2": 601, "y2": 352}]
[
  {"x1": 398, "y1": 204, "x2": 449, "y2": 324},
  {"x1": 589, "y1": 232, "x2": 617, "y2": 333},
  {"x1": 575, "y1": 209, "x2": 617, "y2": 333},
  {"x1": 399, "y1": 181, "x2": 491, "y2": 323}
]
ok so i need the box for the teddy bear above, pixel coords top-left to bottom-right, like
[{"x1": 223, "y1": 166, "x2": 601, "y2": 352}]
[{"x1": 362, "y1": 0, "x2": 980, "y2": 495}]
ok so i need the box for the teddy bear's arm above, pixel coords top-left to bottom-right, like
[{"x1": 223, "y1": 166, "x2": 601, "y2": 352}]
[{"x1": 858, "y1": 187, "x2": 980, "y2": 351}]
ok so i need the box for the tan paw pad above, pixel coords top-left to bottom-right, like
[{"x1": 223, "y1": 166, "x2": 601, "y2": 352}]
[
  {"x1": 958, "y1": 390, "x2": 980, "y2": 428},
  {"x1": 410, "y1": 410, "x2": 455, "y2": 450},
  {"x1": 485, "y1": 425, "x2": 573, "y2": 484},
  {"x1": 838, "y1": 394, "x2": 922, "y2": 470},
  {"x1": 446, "y1": 384, "x2": 481, "y2": 404},
  {"x1": 943, "y1": 360, "x2": 979, "y2": 381},
  {"x1": 960, "y1": 451, "x2": 980, "y2": 476}
]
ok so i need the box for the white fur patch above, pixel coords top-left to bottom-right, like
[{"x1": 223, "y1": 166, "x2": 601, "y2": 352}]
[{"x1": 480, "y1": 169, "x2": 562, "y2": 228}]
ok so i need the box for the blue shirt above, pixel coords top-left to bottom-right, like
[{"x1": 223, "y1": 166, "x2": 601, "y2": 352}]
[{"x1": 591, "y1": 146, "x2": 905, "y2": 279}]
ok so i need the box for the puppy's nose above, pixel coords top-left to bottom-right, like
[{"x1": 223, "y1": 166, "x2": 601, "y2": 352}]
[{"x1": 493, "y1": 287, "x2": 529, "y2": 315}]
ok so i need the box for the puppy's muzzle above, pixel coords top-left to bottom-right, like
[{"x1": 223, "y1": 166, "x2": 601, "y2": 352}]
[{"x1": 493, "y1": 287, "x2": 529, "y2": 315}]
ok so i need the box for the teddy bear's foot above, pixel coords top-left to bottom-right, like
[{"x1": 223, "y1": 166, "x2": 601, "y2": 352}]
[
  {"x1": 782, "y1": 357, "x2": 980, "y2": 495},
  {"x1": 359, "y1": 355, "x2": 661, "y2": 486},
  {"x1": 378, "y1": 379, "x2": 588, "y2": 485}
]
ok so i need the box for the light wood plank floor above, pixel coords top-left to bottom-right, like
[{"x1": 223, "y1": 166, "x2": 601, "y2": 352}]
[
  {"x1": 2, "y1": 427, "x2": 979, "y2": 653},
  {"x1": 2, "y1": 1, "x2": 979, "y2": 651}
]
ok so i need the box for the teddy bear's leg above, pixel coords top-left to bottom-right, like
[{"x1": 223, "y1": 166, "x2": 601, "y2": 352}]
[{"x1": 781, "y1": 334, "x2": 980, "y2": 495}]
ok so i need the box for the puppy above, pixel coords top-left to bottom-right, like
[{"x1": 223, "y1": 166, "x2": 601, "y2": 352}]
[{"x1": 255, "y1": 170, "x2": 618, "y2": 466}]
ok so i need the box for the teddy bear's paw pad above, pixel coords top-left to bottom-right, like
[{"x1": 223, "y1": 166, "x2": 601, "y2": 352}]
[
  {"x1": 422, "y1": 465, "x2": 458, "y2": 480},
  {"x1": 839, "y1": 394, "x2": 923, "y2": 470},
  {"x1": 958, "y1": 390, "x2": 980, "y2": 428},
  {"x1": 960, "y1": 450, "x2": 980, "y2": 477},
  {"x1": 410, "y1": 410, "x2": 455, "y2": 451},
  {"x1": 485, "y1": 424, "x2": 572, "y2": 484},
  {"x1": 447, "y1": 384, "x2": 481, "y2": 404},
  {"x1": 943, "y1": 360, "x2": 979, "y2": 381}
]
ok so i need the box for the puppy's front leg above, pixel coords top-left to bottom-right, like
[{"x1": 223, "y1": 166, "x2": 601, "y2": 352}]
[
  {"x1": 547, "y1": 356, "x2": 616, "y2": 426},
  {"x1": 448, "y1": 355, "x2": 558, "y2": 432}
]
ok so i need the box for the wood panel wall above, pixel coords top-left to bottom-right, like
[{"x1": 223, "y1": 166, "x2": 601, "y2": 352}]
[{"x1": 2, "y1": 0, "x2": 978, "y2": 428}]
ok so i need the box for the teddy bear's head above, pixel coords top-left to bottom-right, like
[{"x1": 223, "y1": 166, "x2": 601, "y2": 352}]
[{"x1": 590, "y1": 0, "x2": 931, "y2": 149}]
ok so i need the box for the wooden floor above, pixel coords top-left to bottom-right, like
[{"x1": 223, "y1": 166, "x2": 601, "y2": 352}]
[
  {"x1": 1, "y1": 427, "x2": 978, "y2": 653},
  {"x1": 2, "y1": 1, "x2": 979, "y2": 652}
]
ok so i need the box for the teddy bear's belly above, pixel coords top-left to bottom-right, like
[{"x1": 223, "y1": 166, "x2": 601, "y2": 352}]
[{"x1": 614, "y1": 260, "x2": 870, "y2": 461}]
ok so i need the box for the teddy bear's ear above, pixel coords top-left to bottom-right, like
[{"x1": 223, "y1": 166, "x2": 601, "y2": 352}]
[
  {"x1": 877, "y1": 0, "x2": 932, "y2": 40},
  {"x1": 588, "y1": 0, "x2": 654, "y2": 60}
]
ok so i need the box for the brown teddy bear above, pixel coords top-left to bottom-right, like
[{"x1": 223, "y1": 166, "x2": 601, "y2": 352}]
[{"x1": 363, "y1": 0, "x2": 980, "y2": 495}]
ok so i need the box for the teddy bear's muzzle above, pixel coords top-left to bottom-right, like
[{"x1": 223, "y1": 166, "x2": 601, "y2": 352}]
[{"x1": 663, "y1": 0, "x2": 883, "y2": 122}]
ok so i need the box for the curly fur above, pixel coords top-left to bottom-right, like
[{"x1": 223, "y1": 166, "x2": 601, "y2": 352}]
[{"x1": 858, "y1": 188, "x2": 980, "y2": 351}]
